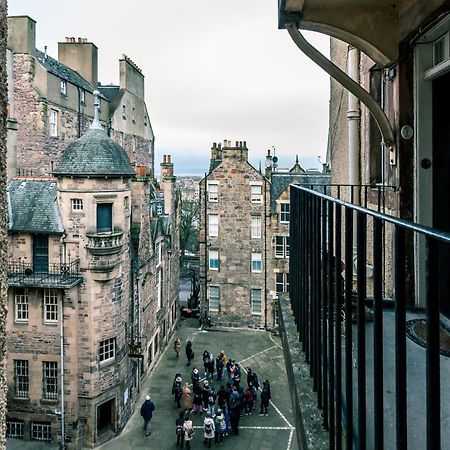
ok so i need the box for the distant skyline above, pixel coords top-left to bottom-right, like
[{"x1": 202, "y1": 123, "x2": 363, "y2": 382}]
[{"x1": 8, "y1": 1, "x2": 331, "y2": 177}]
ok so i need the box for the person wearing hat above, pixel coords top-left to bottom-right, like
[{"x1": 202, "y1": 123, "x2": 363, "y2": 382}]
[
  {"x1": 214, "y1": 408, "x2": 226, "y2": 445},
  {"x1": 140, "y1": 394, "x2": 155, "y2": 436}
]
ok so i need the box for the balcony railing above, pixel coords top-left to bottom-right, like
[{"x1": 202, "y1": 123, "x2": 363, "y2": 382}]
[
  {"x1": 289, "y1": 185, "x2": 450, "y2": 450},
  {"x1": 86, "y1": 230, "x2": 124, "y2": 256},
  {"x1": 8, "y1": 259, "x2": 83, "y2": 289}
]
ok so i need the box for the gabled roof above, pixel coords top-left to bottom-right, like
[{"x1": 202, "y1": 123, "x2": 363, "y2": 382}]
[
  {"x1": 8, "y1": 179, "x2": 64, "y2": 234},
  {"x1": 35, "y1": 49, "x2": 104, "y2": 96},
  {"x1": 270, "y1": 172, "x2": 331, "y2": 212},
  {"x1": 53, "y1": 128, "x2": 135, "y2": 178}
]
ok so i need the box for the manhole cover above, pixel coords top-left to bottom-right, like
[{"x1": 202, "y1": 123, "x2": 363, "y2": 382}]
[{"x1": 406, "y1": 319, "x2": 450, "y2": 357}]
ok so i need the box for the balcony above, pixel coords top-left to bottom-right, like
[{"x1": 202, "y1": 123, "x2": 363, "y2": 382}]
[
  {"x1": 86, "y1": 230, "x2": 124, "y2": 256},
  {"x1": 8, "y1": 259, "x2": 83, "y2": 289},
  {"x1": 282, "y1": 185, "x2": 450, "y2": 450}
]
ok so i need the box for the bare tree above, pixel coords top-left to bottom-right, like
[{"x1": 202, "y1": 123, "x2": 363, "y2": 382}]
[{"x1": 179, "y1": 197, "x2": 199, "y2": 260}]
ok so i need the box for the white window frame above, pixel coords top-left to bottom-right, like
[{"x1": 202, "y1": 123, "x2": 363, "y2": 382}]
[
  {"x1": 42, "y1": 361, "x2": 58, "y2": 400},
  {"x1": 207, "y1": 182, "x2": 219, "y2": 202},
  {"x1": 209, "y1": 286, "x2": 219, "y2": 312},
  {"x1": 276, "y1": 272, "x2": 289, "y2": 294},
  {"x1": 209, "y1": 249, "x2": 219, "y2": 270},
  {"x1": 275, "y1": 236, "x2": 289, "y2": 258},
  {"x1": 250, "y1": 184, "x2": 262, "y2": 203},
  {"x1": 43, "y1": 289, "x2": 58, "y2": 324},
  {"x1": 251, "y1": 289, "x2": 262, "y2": 315},
  {"x1": 80, "y1": 89, "x2": 85, "y2": 104},
  {"x1": 208, "y1": 214, "x2": 218, "y2": 237},
  {"x1": 71, "y1": 198, "x2": 83, "y2": 211},
  {"x1": 14, "y1": 359, "x2": 29, "y2": 399},
  {"x1": 6, "y1": 420, "x2": 24, "y2": 439},
  {"x1": 280, "y1": 203, "x2": 290, "y2": 223},
  {"x1": 31, "y1": 422, "x2": 51, "y2": 442},
  {"x1": 14, "y1": 288, "x2": 29, "y2": 323},
  {"x1": 60, "y1": 79, "x2": 67, "y2": 96},
  {"x1": 157, "y1": 270, "x2": 162, "y2": 310},
  {"x1": 251, "y1": 216, "x2": 262, "y2": 239},
  {"x1": 50, "y1": 109, "x2": 58, "y2": 137},
  {"x1": 251, "y1": 252, "x2": 262, "y2": 273},
  {"x1": 99, "y1": 337, "x2": 116, "y2": 363}
]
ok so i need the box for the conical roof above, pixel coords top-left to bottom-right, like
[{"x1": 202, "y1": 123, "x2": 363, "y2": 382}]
[{"x1": 53, "y1": 128, "x2": 135, "y2": 177}]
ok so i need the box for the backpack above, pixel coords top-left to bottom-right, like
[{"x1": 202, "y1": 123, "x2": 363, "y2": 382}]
[
  {"x1": 176, "y1": 424, "x2": 183, "y2": 436},
  {"x1": 187, "y1": 426, "x2": 194, "y2": 438},
  {"x1": 220, "y1": 418, "x2": 226, "y2": 432},
  {"x1": 205, "y1": 421, "x2": 212, "y2": 434}
]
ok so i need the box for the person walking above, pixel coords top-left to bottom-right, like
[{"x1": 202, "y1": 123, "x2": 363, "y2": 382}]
[
  {"x1": 176, "y1": 410, "x2": 185, "y2": 448},
  {"x1": 172, "y1": 374, "x2": 183, "y2": 408},
  {"x1": 203, "y1": 411, "x2": 215, "y2": 448},
  {"x1": 183, "y1": 414, "x2": 194, "y2": 450},
  {"x1": 259, "y1": 380, "x2": 271, "y2": 416},
  {"x1": 182, "y1": 382, "x2": 192, "y2": 412},
  {"x1": 140, "y1": 395, "x2": 155, "y2": 436},
  {"x1": 174, "y1": 337, "x2": 182, "y2": 358},
  {"x1": 186, "y1": 341, "x2": 194, "y2": 366}
]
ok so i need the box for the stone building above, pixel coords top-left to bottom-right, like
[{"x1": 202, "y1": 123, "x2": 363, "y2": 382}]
[
  {"x1": 199, "y1": 142, "x2": 330, "y2": 330},
  {"x1": 199, "y1": 141, "x2": 270, "y2": 328},
  {"x1": 5, "y1": 72, "x2": 179, "y2": 450},
  {"x1": 6, "y1": 15, "x2": 154, "y2": 176}
]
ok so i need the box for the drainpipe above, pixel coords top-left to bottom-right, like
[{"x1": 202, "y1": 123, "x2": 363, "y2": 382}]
[
  {"x1": 264, "y1": 177, "x2": 268, "y2": 329},
  {"x1": 286, "y1": 24, "x2": 395, "y2": 151},
  {"x1": 347, "y1": 46, "x2": 361, "y2": 192},
  {"x1": 60, "y1": 293, "x2": 65, "y2": 449}
]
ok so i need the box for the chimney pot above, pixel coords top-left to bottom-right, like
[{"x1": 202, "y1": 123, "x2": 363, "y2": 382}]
[
  {"x1": 235, "y1": 141, "x2": 238, "y2": 147},
  {"x1": 168, "y1": 155, "x2": 171, "y2": 163},
  {"x1": 244, "y1": 141, "x2": 246, "y2": 147}
]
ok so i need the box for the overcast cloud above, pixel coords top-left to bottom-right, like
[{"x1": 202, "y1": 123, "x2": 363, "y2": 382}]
[{"x1": 8, "y1": 1, "x2": 330, "y2": 175}]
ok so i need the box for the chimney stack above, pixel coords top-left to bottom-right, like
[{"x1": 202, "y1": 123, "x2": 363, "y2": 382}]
[{"x1": 160, "y1": 154, "x2": 176, "y2": 215}]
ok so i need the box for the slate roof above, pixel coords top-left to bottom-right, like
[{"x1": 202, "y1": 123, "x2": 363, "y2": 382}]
[
  {"x1": 35, "y1": 49, "x2": 103, "y2": 96},
  {"x1": 53, "y1": 128, "x2": 136, "y2": 177},
  {"x1": 8, "y1": 179, "x2": 64, "y2": 234},
  {"x1": 270, "y1": 172, "x2": 331, "y2": 213}
]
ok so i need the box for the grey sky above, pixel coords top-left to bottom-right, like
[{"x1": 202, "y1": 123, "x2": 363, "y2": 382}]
[{"x1": 8, "y1": 1, "x2": 330, "y2": 175}]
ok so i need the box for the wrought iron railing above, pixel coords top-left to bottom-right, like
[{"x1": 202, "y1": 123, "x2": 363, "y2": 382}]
[
  {"x1": 289, "y1": 185, "x2": 450, "y2": 450},
  {"x1": 8, "y1": 259, "x2": 82, "y2": 288}
]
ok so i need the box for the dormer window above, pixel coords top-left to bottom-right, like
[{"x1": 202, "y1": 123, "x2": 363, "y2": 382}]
[{"x1": 60, "y1": 80, "x2": 67, "y2": 96}]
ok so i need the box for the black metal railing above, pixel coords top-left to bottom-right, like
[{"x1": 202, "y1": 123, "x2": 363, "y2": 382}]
[
  {"x1": 289, "y1": 185, "x2": 450, "y2": 450},
  {"x1": 8, "y1": 259, "x2": 83, "y2": 288}
]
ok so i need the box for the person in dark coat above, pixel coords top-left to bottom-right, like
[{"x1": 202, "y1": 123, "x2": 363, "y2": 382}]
[
  {"x1": 172, "y1": 374, "x2": 183, "y2": 408},
  {"x1": 186, "y1": 341, "x2": 194, "y2": 366},
  {"x1": 229, "y1": 386, "x2": 241, "y2": 435},
  {"x1": 217, "y1": 384, "x2": 227, "y2": 409},
  {"x1": 259, "y1": 380, "x2": 271, "y2": 416},
  {"x1": 175, "y1": 409, "x2": 185, "y2": 447},
  {"x1": 216, "y1": 355, "x2": 224, "y2": 382},
  {"x1": 140, "y1": 395, "x2": 155, "y2": 436},
  {"x1": 191, "y1": 367, "x2": 200, "y2": 390}
]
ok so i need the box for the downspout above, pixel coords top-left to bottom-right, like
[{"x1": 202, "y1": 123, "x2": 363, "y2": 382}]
[
  {"x1": 202, "y1": 173, "x2": 209, "y2": 324},
  {"x1": 347, "y1": 46, "x2": 361, "y2": 192},
  {"x1": 264, "y1": 177, "x2": 268, "y2": 329},
  {"x1": 286, "y1": 24, "x2": 395, "y2": 151},
  {"x1": 60, "y1": 293, "x2": 65, "y2": 449}
]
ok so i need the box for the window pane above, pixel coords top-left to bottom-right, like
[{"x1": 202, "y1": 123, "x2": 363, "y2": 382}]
[
  {"x1": 251, "y1": 252, "x2": 262, "y2": 272},
  {"x1": 280, "y1": 203, "x2": 290, "y2": 223},
  {"x1": 208, "y1": 214, "x2": 218, "y2": 237},
  {"x1": 99, "y1": 338, "x2": 115, "y2": 362},
  {"x1": 14, "y1": 360, "x2": 29, "y2": 398},
  {"x1": 97, "y1": 203, "x2": 113, "y2": 232},
  {"x1": 251, "y1": 185, "x2": 262, "y2": 203},
  {"x1": 209, "y1": 286, "x2": 219, "y2": 311},
  {"x1": 15, "y1": 289, "x2": 28, "y2": 322},
  {"x1": 208, "y1": 183, "x2": 218, "y2": 202},
  {"x1": 209, "y1": 250, "x2": 219, "y2": 270},
  {"x1": 251, "y1": 289, "x2": 261, "y2": 315},
  {"x1": 251, "y1": 216, "x2": 261, "y2": 238},
  {"x1": 275, "y1": 236, "x2": 284, "y2": 257},
  {"x1": 43, "y1": 361, "x2": 58, "y2": 400},
  {"x1": 44, "y1": 289, "x2": 58, "y2": 323}
]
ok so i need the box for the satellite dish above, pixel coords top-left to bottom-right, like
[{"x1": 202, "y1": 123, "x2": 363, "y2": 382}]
[{"x1": 272, "y1": 156, "x2": 278, "y2": 164}]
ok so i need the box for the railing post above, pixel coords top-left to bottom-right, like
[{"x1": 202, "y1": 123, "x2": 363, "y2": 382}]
[
  {"x1": 425, "y1": 237, "x2": 440, "y2": 450},
  {"x1": 322, "y1": 197, "x2": 329, "y2": 430},
  {"x1": 394, "y1": 225, "x2": 407, "y2": 450},
  {"x1": 357, "y1": 211, "x2": 367, "y2": 450},
  {"x1": 344, "y1": 207, "x2": 353, "y2": 450}
]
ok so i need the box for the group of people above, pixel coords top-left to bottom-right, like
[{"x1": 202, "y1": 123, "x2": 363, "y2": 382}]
[{"x1": 171, "y1": 345, "x2": 272, "y2": 448}]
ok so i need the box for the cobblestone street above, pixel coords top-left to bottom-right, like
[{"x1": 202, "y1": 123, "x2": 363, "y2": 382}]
[{"x1": 97, "y1": 318, "x2": 298, "y2": 450}]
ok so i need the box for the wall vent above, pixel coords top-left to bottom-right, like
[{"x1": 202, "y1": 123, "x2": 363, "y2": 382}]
[{"x1": 433, "y1": 33, "x2": 449, "y2": 66}]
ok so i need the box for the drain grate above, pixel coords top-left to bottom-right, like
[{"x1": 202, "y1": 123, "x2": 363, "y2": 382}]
[{"x1": 406, "y1": 319, "x2": 450, "y2": 357}]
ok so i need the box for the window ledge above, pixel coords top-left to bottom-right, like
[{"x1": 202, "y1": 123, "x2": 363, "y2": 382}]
[
  {"x1": 40, "y1": 398, "x2": 58, "y2": 404},
  {"x1": 99, "y1": 358, "x2": 116, "y2": 369}
]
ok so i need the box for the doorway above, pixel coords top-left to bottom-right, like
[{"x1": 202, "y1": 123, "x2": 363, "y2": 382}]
[
  {"x1": 432, "y1": 72, "x2": 450, "y2": 318},
  {"x1": 96, "y1": 398, "x2": 115, "y2": 437}
]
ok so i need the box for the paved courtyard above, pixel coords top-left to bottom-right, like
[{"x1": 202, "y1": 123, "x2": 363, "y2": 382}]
[{"x1": 97, "y1": 318, "x2": 298, "y2": 450}]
